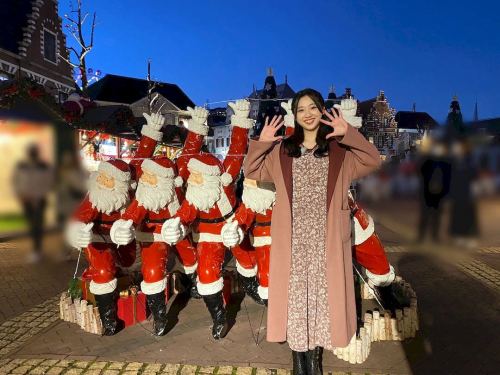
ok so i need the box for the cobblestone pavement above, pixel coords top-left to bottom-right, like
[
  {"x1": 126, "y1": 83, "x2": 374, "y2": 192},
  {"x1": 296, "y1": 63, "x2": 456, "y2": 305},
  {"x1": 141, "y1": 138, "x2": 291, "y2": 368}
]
[{"x1": 0, "y1": 198, "x2": 498, "y2": 375}]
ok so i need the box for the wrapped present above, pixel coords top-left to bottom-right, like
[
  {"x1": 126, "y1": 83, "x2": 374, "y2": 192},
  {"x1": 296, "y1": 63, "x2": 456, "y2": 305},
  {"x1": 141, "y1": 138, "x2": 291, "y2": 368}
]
[
  {"x1": 80, "y1": 274, "x2": 132, "y2": 306},
  {"x1": 117, "y1": 287, "x2": 149, "y2": 327}
]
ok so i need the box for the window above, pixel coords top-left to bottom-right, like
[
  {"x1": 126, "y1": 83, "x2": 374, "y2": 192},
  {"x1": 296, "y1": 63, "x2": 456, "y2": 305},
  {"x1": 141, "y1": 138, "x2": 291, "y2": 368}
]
[
  {"x1": 216, "y1": 138, "x2": 222, "y2": 148},
  {"x1": 43, "y1": 30, "x2": 56, "y2": 62},
  {"x1": 226, "y1": 137, "x2": 230, "y2": 147}
]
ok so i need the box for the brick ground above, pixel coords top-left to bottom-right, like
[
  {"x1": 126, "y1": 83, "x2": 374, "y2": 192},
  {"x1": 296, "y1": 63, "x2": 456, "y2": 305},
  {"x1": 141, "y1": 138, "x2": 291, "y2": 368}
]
[{"x1": 0, "y1": 198, "x2": 498, "y2": 374}]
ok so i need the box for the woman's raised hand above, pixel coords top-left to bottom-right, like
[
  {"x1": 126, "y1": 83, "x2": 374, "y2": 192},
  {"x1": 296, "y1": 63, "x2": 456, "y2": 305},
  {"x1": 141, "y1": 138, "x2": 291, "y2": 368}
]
[
  {"x1": 320, "y1": 105, "x2": 349, "y2": 139},
  {"x1": 259, "y1": 115, "x2": 284, "y2": 142}
]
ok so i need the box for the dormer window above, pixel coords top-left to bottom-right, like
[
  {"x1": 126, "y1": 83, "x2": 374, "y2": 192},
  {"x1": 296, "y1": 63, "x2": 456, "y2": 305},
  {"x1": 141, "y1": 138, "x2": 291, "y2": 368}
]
[{"x1": 43, "y1": 29, "x2": 57, "y2": 63}]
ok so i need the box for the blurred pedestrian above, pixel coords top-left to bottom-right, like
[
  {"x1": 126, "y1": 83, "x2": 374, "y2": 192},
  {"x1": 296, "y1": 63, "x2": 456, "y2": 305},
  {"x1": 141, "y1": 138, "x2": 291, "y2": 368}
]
[
  {"x1": 417, "y1": 140, "x2": 451, "y2": 243},
  {"x1": 12, "y1": 144, "x2": 54, "y2": 262},
  {"x1": 448, "y1": 140, "x2": 479, "y2": 247}
]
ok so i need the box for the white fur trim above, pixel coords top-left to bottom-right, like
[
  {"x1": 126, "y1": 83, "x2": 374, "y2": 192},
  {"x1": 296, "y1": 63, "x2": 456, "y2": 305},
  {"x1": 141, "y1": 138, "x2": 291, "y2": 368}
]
[
  {"x1": 216, "y1": 191, "x2": 233, "y2": 217},
  {"x1": 167, "y1": 195, "x2": 181, "y2": 217},
  {"x1": 141, "y1": 158, "x2": 175, "y2": 178},
  {"x1": 130, "y1": 180, "x2": 137, "y2": 190},
  {"x1": 98, "y1": 162, "x2": 131, "y2": 182},
  {"x1": 258, "y1": 285, "x2": 268, "y2": 300},
  {"x1": 366, "y1": 265, "x2": 395, "y2": 287},
  {"x1": 182, "y1": 262, "x2": 198, "y2": 274},
  {"x1": 141, "y1": 124, "x2": 164, "y2": 141},
  {"x1": 90, "y1": 278, "x2": 117, "y2": 295},
  {"x1": 231, "y1": 115, "x2": 254, "y2": 129},
  {"x1": 220, "y1": 172, "x2": 233, "y2": 186},
  {"x1": 141, "y1": 277, "x2": 167, "y2": 295},
  {"x1": 191, "y1": 232, "x2": 222, "y2": 243},
  {"x1": 187, "y1": 158, "x2": 221, "y2": 176},
  {"x1": 250, "y1": 235, "x2": 272, "y2": 247},
  {"x1": 236, "y1": 261, "x2": 258, "y2": 277},
  {"x1": 352, "y1": 215, "x2": 375, "y2": 245},
  {"x1": 174, "y1": 176, "x2": 183, "y2": 187},
  {"x1": 197, "y1": 277, "x2": 224, "y2": 295},
  {"x1": 188, "y1": 120, "x2": 209, "y2": 136}
]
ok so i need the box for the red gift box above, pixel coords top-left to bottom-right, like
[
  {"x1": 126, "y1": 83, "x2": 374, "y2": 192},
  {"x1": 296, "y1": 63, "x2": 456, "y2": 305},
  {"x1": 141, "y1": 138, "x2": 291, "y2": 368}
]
[{"x1": 117, "y1": 289, "x2": 149, "y2": 327}]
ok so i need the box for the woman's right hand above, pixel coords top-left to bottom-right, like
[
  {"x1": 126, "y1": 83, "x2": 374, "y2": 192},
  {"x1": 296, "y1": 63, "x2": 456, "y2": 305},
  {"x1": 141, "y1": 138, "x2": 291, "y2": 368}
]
[{"x1": 259, "y1": 115, "x2": 284, "y2": 142}]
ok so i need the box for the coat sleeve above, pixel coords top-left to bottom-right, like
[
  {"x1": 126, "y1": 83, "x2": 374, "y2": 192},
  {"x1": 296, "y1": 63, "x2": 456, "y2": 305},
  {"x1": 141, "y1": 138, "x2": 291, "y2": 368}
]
[
  {"x1": 72, "y1": 196, "x2": 98, "y2": 223},
  {"x1": 243, "y1": 139, "x2": 278, "y2": 183},
  {"x1": 234, "y1": 203, "x2": 255, "y2": 231},
  {"x1": 338, "y1": 126, "x2": 382, "y2": 180},
  {"x1": 176, "y1": 130, "x2": 205, "y2": 182},
  {"x1": 121, "y1": 199, "x2": 147, "y2": 226},
  {"x1": 176, "y1": 200, "x2": 198, "y2": 227},
  {"x1": 130, "y1": 124, "x2": 162, "y2": 177},
  {"x1": 223, "y1": 126, "x2": 249, "y2": 181}
]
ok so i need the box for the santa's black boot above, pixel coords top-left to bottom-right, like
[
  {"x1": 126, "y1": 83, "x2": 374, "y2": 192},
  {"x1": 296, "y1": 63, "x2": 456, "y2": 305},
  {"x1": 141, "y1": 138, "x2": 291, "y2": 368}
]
[
  {"x1": 146, "y1": 291, "x2": 168, "y2": 336},
  {"x1": 187, "y1": 272, "x2": 202, "y2": 299},
  {"x1": 239, "y1": 275, "x2": 265, "y2": 305},
  {"x1": 202, "y1": 291, "x2": 228, "y2": 340},
  {"x1": 94, "y1": 292, "x2": 120, "y2": 336}
]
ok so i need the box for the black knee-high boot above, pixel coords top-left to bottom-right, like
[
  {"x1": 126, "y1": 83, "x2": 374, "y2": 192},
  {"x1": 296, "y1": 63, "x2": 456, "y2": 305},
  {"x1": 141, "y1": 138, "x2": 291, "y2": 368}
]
[
  {"x1": 146, "y1": 291, "x2": 168, "y2": 336},
  {"x1": 202, "y1": 291, "x2": 228, "y2": 339},
  {"x1": 292, "y1": 350, "x2": 307, "y2": 375},
  {"x1": 304, "y1": 346, "x2": 323, "y2": 375},
  {"x1": 94, "y1": 292, "x2": 120, "y2": 336}
]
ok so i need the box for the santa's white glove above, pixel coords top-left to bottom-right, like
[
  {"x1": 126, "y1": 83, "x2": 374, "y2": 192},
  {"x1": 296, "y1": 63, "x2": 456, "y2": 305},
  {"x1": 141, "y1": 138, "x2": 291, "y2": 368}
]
[
  {"x1": 221, "y1": 221, "x2": 244, "y2": 248},
  {"x1": 337, "y1": 99, "x2": 362, "y2": 128},
  {"x1": 366, "y1": 265, "x2": 395, "y2": 287},
  {"x1": 228, "y1": 99, "x2": 253, "y2": 129},
  {"x1": 141, "y1": 112, "x2": 165, "y2": 141},
  {"x1": 65, "y1": 221, "x2": 94, "y2": 249},
  {"x1": 110, "y1": 219, "x2": 135, "y2": 246},
  {"x1": 161, "y1": 217, "x2": 186, "y2": 245},
  {"x1": 143, "y1": 112, "x2": 165, "y2": 131},
  {"x1": 280, "y1": 99, "x2": 295, "y2": 128},
  {"x1": 186, "y1": 106, "x2": 209, "y2": 136}
]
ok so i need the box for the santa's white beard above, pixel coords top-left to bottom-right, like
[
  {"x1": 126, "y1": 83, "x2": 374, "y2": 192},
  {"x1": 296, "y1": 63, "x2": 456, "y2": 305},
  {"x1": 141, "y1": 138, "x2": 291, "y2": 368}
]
[
  {"x1": 88, "y1": 173, "x2": 129, "y2": 214},
  {"x1": 185, "y1": 176, "x2": 221, "y2": 213},
  {"x1": 135, "y1": 177, "x2": 175, "y2": 212},
  {"x1": 242, "y1": 185, "x2": 276, "y2": 214}
]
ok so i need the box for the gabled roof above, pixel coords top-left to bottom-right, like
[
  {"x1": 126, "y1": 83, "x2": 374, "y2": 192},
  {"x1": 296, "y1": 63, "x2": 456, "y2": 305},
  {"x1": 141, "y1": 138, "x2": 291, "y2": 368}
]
[
  {"x1": 0, "y1": 0, "x2": 32, "y2": 55},
  {"x1": 469, "y1": 117, "x2": 500, "y2": 135},
  {"x1": 87, "y1": 74, "x2": 195, "y2": 110},
  {"x1": 248, "y1": 83, "x2": 295, "y2": 99},
  {"x1": 395, "y1": 111, "x2": 438, "y2": 129}
]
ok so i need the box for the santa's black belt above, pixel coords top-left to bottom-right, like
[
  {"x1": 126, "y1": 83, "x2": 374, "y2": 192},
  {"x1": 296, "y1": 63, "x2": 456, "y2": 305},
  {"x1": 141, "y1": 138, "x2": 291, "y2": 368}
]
[
  {"x1": 95, "y1": 220, "x2": 114, "y2": 225},
  {"x1": 145, "y1": 219, "x2": 165, "y2": 224},
  {"x1": 197, "y1": 207, "x2": 235, "y2": 224},
  {"x1": 254, "y1": 221, "x2": 271, "y2": 227}
]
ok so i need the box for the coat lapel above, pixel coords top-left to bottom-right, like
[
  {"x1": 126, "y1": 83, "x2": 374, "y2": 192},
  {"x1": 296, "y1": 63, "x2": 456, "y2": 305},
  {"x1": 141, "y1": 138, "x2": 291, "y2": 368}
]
[
  {"x1": 279, "y1": 143, "x2": 293, "y2": 207},
  {"x1": 326, "y1": 140, "x2": 347, "y2": 210}
]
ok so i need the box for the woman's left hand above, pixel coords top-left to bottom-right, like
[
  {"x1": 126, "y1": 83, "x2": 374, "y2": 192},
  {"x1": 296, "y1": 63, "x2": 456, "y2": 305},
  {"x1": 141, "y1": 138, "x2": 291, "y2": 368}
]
[{"x1": 320, "y1": 105, "x2": 349, "y2": 139}]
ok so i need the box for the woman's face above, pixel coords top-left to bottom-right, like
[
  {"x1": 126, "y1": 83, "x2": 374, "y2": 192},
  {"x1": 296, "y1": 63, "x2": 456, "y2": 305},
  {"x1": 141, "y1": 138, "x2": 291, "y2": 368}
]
[{"x1": 295, "y1": 95, "x2": 322, "y2": 131}]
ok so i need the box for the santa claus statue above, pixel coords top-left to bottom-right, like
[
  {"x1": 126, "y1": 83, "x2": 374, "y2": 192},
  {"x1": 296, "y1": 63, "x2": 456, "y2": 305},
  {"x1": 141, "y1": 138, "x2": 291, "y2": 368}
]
[
  {"x1": 349, "y1": 192, "x2": 395, "y2": 287},
  {"x1": 65, "y1": 112, "x2": 167, "y2": 335},
  {"x1": 161, "y1": 100, "x2": 256, "y2": 339},
  {"x1": 66, "y1": 159, "x2": 135, "y2": 335},
  {"x1": 219, "y1": 100, "x2": 296, "y2": 305},
  {"x1": 109, "y1": 156, "x2": 201, "y2": 335}
]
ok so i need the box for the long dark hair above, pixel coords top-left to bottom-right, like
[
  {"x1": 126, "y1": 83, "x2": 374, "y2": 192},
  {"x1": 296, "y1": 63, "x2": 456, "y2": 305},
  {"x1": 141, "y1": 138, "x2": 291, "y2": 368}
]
[{"x1": 283, "y1": 88, "x2": 331, "y2": 158}]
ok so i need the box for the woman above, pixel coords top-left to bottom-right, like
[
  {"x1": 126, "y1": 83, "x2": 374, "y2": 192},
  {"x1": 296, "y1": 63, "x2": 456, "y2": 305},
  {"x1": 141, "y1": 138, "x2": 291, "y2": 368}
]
[{"x1": 243, "y1": 89, "x2": 381, "y2": 374}]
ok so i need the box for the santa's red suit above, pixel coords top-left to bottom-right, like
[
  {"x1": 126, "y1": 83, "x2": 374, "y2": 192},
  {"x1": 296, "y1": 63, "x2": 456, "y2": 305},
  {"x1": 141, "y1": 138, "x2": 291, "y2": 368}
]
[
  {"x1": 67, "y1": 115, "x2": 165, "y2": 335},
  {"x1": 232, "y1": 180, "x2": 277, "y2": 303},
  {"x1": 349, "y1": 193, "x2": 395, "y2": 286},
  {"x1": 161, "y1": 100, "x2": 255, "y2": 339}
]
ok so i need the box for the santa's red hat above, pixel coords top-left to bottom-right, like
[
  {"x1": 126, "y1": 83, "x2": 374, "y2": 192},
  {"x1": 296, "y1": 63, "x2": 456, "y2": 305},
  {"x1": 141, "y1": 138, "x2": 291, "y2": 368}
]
[
  {"x1": 141, "y1": 157, "x2": 183, "y2": 187},
  {"x1": 187, "y1": 153, "x2": 232, "y2": 186},
  {"x1": 98, "y1": 159, "x2": 131, "y2": 182}
]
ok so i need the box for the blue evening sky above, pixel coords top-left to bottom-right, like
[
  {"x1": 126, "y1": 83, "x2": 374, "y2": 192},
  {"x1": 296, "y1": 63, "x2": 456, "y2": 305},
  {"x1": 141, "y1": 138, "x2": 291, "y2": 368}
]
[{"x1": 60, "y1": 0, "x2": 500, "y2": 122}]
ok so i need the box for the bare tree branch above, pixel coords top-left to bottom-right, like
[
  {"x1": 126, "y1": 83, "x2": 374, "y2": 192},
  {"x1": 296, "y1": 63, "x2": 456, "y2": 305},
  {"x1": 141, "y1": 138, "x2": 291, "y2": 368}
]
[
  {"x1": 89, "y1": 12, "x2": 96, "y2": 48},
  {"x1": 58, "y1": 53, "x2": 78, "y2": 68}
]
